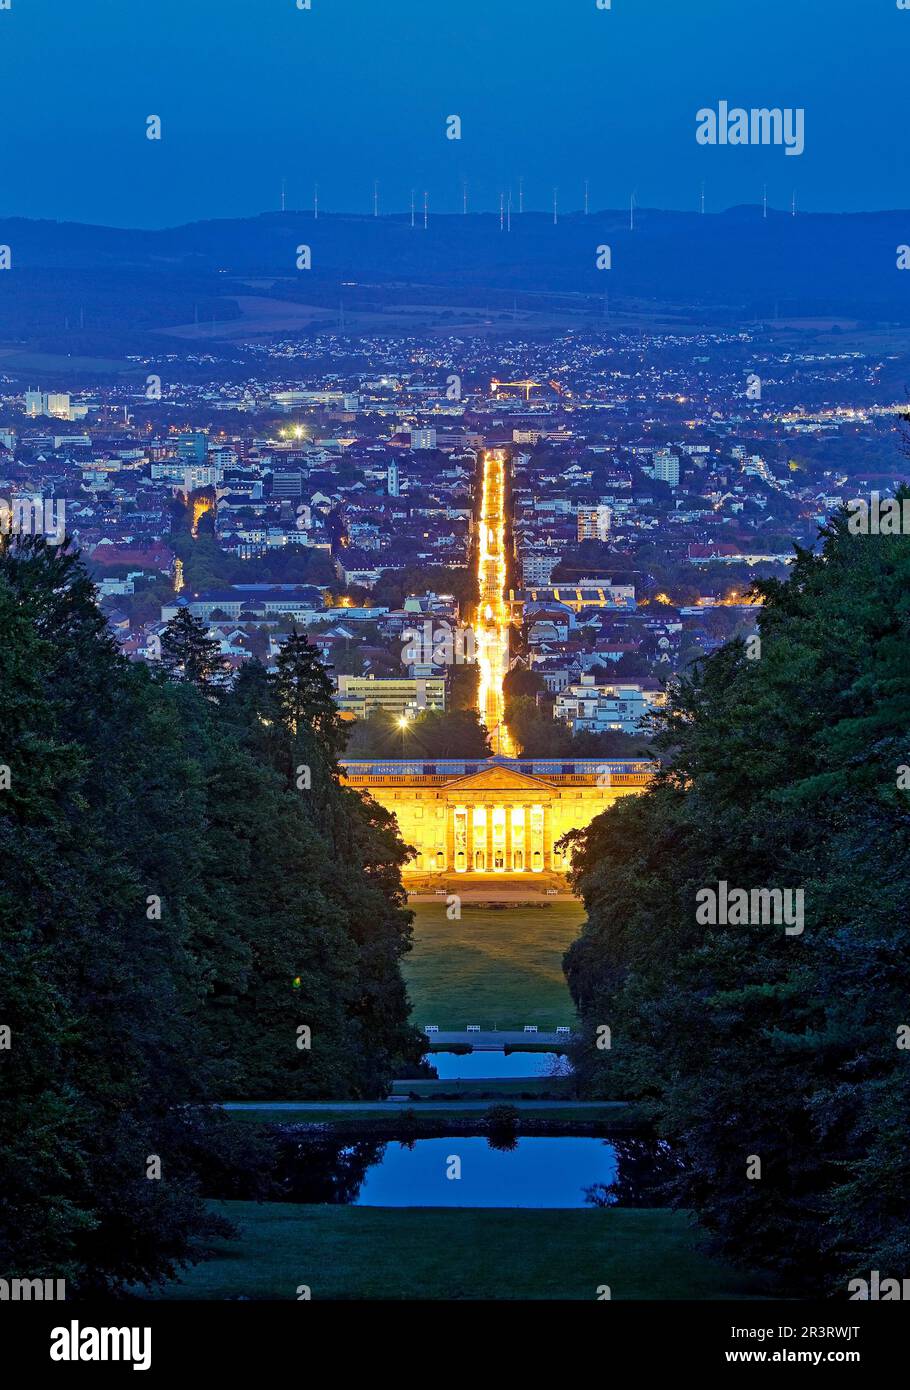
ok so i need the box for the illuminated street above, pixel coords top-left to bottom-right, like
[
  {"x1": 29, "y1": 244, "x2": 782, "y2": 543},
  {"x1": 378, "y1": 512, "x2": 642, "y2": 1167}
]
[{"x1": 475, "y1": 449, "x2": 516, "y2": 756}]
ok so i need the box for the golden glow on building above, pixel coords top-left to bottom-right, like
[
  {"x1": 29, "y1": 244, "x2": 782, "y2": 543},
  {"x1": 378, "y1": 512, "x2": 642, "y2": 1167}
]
[{"x1": 341, "y1": 757, "x2": 654, "y2": 880}]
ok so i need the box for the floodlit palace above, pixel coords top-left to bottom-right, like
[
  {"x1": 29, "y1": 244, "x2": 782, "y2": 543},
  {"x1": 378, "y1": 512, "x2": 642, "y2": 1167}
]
[{"x1": 340, "y1": 756, "x2": 652, "y2": 880}]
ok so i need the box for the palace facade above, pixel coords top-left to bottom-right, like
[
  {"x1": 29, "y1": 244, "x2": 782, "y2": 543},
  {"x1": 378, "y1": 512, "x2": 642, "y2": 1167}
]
[{"x1": 340, "y1": 756, "x2": 654, "y2": 878}]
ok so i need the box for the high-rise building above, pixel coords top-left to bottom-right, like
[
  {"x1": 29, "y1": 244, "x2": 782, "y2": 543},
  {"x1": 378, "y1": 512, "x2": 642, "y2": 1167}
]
[
  {"x1": 577, "y1": 505, "x2": 612, "y2": 542},
  {"x1": 387, "y1": 460, "x2": 400, "y2": 497},
  {"x1": 177, "y1": 431, "x2": 208, "y2": 464},
  {"x1": 652, "y1": 449, "x2": 680, "y2": 486}
]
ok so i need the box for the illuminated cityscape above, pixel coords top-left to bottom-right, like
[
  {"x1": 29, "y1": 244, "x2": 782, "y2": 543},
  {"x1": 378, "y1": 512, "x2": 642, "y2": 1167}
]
[{"x1": 3, "y1": 0, "x2": 910, "y2": 1350}]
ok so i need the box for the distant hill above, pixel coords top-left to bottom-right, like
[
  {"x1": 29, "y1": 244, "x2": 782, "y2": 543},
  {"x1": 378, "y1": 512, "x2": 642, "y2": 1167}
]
[{"x1": 1, "y1": 207, "x2": 909, "y2": 359}]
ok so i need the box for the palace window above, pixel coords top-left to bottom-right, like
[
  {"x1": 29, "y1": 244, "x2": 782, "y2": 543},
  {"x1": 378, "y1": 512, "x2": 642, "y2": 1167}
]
[
  {"x1": 472, "y1": 805, "x2": 487, "y2": 872},
  {"x1": 492, "y1": 806, "x2": 506, "y2": 871}
]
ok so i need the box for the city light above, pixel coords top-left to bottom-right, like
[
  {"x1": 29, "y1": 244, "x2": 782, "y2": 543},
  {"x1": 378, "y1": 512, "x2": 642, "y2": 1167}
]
[{"x1": 475, "y1": 449, "x2": 516, "y2": 757}]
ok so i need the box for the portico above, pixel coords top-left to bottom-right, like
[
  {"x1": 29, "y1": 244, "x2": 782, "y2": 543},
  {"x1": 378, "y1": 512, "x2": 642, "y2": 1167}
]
[{"x1": 340, "y1": 756, "x2": 654, "y2": 878}]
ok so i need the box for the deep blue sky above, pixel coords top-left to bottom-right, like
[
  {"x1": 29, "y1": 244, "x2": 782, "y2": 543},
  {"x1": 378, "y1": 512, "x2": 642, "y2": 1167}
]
[{"x1": 1, "y1": 0, "x2": 906, "y2": 227}]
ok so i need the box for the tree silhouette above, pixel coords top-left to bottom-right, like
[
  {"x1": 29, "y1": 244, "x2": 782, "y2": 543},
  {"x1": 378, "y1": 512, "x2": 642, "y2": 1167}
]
[{"x1": 160, "y1": 606, "x2": 224, "y2": 694}]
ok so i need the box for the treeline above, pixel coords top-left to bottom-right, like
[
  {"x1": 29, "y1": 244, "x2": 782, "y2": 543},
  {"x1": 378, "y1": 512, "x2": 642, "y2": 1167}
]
[
  {"x1": 369, "y1": 563, "x2": 479, "y2": 614},
  {"x1": 0, "y1": 539, "x2": 423, "y2": 1291},
  {"x1": 564, "y1": 510, "x2": 910, "y2": 1293},
  {"x1": 168, "y1": 511, "x2": 336, "y2": 592},
  {"x1": 344, "y1": 706, "x2": 492, "y2": 760}
]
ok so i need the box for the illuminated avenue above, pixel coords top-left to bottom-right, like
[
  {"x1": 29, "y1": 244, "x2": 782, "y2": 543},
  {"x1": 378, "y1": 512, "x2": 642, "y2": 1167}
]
[
  {"x1": 341, "y1": 449, "x2": 653, "y2": 881},
  {"x1": 474, "y1": 449, "x2": 516, "y2": 757}
]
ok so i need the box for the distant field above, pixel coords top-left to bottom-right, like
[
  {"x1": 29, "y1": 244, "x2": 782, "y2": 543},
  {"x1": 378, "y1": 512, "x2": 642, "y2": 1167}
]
[
  {"x1": 161, "y1": 291, "x2": 609, "y2": 339},
  {"x1": 403, "y1": 902, "x2": 584, "y2": 1031},
  {"x1": 0, "y1": 347, "x2": 134, "y2": 375},
  {"x1": 147, "y1": 1202, "x2": 767, "y2": 1301}
]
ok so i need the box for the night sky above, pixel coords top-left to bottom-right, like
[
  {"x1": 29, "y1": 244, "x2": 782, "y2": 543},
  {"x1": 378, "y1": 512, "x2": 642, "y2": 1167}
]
[{"x1": 1, "y1": 0, "x2": 906, "y2": 226}]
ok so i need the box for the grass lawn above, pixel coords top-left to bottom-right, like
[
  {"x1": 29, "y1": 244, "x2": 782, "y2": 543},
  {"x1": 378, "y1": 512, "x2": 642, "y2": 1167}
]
[
  {"x1": 404, "y1": 902, "x2": 584, "y2": 1031},
  {"x1": 221, "y1": 1102, "x2": 646, "y2": 1135},
  {"x1": 0, "y1": 347, "x2": 135, "y2": 375},
  {"x1": 147, "y1": 1202, "x2": 767, "y2": 1301}
]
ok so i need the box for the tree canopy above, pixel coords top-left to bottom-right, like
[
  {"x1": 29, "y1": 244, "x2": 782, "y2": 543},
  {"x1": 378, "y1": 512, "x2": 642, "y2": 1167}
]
[
  {"x1": 0, "y1": 539, "x2": 423, "y2": 1293},
  {"x1": 564, "y1": 508, "x2": 910, "y2": 1293}
]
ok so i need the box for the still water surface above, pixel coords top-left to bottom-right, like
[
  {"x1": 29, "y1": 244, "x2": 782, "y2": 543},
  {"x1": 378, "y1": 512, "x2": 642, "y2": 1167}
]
[
  {"x1": 277, "y1": 1135, "x2": 678, "y2": 1209},
  {"x1": 425, "y1": 1050, "x2": 570, "y2": 1079}
]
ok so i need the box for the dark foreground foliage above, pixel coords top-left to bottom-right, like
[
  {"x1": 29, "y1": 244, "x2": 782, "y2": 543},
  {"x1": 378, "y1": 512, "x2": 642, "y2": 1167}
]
[
  {"x1": 565, "y1": 509, "x2": 910, "y2": 1294},
  {"x1": 0, "y1": 538, "x2": 423, "y2": 1292}
]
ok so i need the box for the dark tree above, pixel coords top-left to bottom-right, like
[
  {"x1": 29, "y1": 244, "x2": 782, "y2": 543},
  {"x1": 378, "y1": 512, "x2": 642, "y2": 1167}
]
[
  {"x1": 274, "y1": 629, "x2": 348, "y2": 763},
  {"x1": 564, "y1": 504, "x2": 910, "y2": 1293},
  {"x1": 160, "y1": 606, "x2": 224, "y2": 693}
]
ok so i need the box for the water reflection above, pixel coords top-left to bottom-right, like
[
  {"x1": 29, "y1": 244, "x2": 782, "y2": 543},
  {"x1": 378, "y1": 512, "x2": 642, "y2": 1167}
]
[
  {"x1": 424, "y1": 1051, "x2": 573, "y2": 1080},
  {"x1": 583, "y1": 1139, "x2": 684, "y2": 1208},
  {"x1": 275, "y1": 1135, "x2": 675, "y2": 1209}
]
